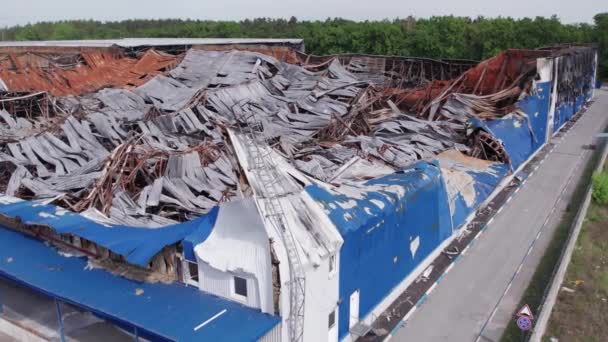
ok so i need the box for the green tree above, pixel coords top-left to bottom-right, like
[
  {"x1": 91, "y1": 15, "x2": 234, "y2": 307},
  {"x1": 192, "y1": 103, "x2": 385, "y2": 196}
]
[
  {"x1": 15, "y1": 25, "x2": 44, "y2": 41},
  {"x1": 2, "y1": 15, "x2": 603, "y2": 77},
  {"x1": 53, "y1": 22, "x2": 81, "y2": 40},
  {"x1": 594, "y1": 13, "x2": 608, "y2": 80}
]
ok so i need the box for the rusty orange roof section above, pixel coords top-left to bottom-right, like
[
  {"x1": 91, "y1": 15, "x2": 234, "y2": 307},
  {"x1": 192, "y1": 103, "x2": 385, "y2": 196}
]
[
  {"x1": 388, "y1": 49, "x2": 552, "y2": 116},
  {"x1": 0, "y1": 48, "x2": 182, "y2": 96}
]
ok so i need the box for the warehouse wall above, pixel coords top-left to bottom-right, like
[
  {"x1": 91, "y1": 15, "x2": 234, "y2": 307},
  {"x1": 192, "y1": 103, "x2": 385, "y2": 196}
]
[{"x1": 307, "y1": 49, "x2": 598, "y2": 341}]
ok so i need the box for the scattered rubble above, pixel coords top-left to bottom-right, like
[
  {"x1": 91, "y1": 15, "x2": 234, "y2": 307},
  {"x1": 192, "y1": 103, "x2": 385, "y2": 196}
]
[
  {"x1": 0, "y1": 49, "x2": 473, "y2": 227},
  {"x1": 0, "y1": 44, "x2": 594, "y2": 232}
]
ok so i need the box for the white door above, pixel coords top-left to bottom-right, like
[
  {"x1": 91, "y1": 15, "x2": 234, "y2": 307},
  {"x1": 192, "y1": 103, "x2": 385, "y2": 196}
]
[{"x1": 349, "y1": 290, "x2": 360, "y2": 329}]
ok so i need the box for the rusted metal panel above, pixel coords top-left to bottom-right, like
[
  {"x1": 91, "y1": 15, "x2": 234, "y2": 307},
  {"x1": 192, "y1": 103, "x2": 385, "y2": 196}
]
[
  {"x1": 383, "y1": 48, "x2": 565, "y2": 121},
  {"x1": 0, "y1": 48, "x2": 182, "y2": 96}
]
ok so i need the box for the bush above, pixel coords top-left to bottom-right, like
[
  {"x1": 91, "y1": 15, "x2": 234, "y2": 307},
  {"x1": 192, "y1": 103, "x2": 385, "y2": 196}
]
[{"x1": 592, "y1": 171, "x2": 608, "y2": 204}]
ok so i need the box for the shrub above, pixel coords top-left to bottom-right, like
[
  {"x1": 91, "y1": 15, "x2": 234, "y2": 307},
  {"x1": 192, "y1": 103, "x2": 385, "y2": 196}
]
[{"x1": 592, "y1": 171, "x2": 608, "y2": 204}]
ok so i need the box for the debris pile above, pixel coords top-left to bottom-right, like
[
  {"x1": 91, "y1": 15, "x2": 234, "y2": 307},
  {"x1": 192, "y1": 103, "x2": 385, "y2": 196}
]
[
  {"x1": 1, "y1": 46, "x2": 580, "y2": 226},
  {"x1": 389, "y1": 50, "x2": 540, "y2": 121}
]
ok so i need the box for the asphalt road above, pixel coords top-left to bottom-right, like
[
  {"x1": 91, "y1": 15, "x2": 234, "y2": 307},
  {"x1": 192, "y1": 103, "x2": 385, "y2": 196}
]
[{"x1": 392, "y1": 89, "x2": 608, "y2": 342}]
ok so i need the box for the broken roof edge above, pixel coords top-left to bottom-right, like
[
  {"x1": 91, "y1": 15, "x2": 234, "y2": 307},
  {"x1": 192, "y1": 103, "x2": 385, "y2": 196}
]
[
  {"x1": 228, "y1": 129, "x2": 344, "y2": 265},
  {"x1": 305, "y1": 150, "x2": 509, "y2": 237},
  {"x1": 0, "y1": 194, "x2": 219, "y2": 266},
  {"x1": 0, "y1": 37, "x2": 304, "y2": 48}
]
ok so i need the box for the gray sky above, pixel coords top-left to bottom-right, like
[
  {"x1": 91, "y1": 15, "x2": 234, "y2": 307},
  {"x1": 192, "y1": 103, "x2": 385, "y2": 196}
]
[{"x1": 0, "y1": 0, "x2": 604, "y2": 27}]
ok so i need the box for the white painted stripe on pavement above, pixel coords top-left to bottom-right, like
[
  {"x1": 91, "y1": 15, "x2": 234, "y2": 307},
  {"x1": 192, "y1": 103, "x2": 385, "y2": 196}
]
[{"x1": 516, "y1": 263, "x2": 524, "y2": 274}]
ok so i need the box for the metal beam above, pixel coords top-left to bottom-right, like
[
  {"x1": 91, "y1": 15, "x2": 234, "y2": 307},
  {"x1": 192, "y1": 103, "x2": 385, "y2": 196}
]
[{"x1": 54, "y1": 299, "x2": 65, "y2": 342}]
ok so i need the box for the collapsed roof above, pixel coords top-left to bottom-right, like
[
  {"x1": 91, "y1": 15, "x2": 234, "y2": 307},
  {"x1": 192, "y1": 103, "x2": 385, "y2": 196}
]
[
  {"x1": 0, "y1": 41, "x2": 596, "y2": 242},
  {"x1": 0, "y1": 45, "x2": 475, "y2": 226}
]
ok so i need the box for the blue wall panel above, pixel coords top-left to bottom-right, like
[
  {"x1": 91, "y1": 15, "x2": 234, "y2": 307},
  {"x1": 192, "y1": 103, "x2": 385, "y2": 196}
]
[
  {"x1": 448, "y1": 163, "x2": 509, "y2": 229},
  {"x1": 307, "y1": 159, "x2": 507, "y2": 339},
  {"x1": 519, "y1": 81, "x2": 551, "y2": 153},
  {"x1": 307, "y1": 162, "x2": 451, "y2": 338},
  {"x1": 468, "y1": 81, "x2": 551, "y2": 172},
  {"x1": 481, "y1": 115, "x2": 535, "y2": 170}
]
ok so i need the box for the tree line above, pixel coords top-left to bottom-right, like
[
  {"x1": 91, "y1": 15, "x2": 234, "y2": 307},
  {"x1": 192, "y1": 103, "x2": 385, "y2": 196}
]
[{"x1": 1, "y1": 14, "x2": 607, "y2": 79}]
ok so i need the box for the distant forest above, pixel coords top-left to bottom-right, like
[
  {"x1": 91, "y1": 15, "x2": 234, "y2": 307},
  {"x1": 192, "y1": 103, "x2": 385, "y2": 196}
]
[{"x1": 1, "y1": 14, "x2": 607, "y2": 79}]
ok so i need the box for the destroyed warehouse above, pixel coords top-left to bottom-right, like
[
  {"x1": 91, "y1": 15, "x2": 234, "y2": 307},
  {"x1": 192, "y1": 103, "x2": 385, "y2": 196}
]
[{"x1": 0, "y1": 38, "x2": 598, "y2": 341}]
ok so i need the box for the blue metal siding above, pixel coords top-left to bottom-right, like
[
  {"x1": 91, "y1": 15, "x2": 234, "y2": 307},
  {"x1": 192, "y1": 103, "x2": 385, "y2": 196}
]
[
  {"x1": 306, "y1": 160, "x2": 506, "y2": 339},
  {"x1": 554, "y1": 74, "x2": 596, "y2": 134},
  {"x1": 449, "y1": 164, "x2": 509, "y2": 229},
  {"x1": 487, "y1": 116, "x2": 535, "y2": 170},
  {"x1": 318, "y1": 59, "x2": 597, "y2": 339},
  {"x1": 474, "y1": 81, "x2": 551, "y2": 171},
  {"x1": 182, "y1": 206, "x2": 219, "y2": 262},
  {"x1": 520, "y1": 81, "x2": 552, "y2": 153},
  {"x1": 307, "y1": 162, "x2": 450, "y2": 338}
]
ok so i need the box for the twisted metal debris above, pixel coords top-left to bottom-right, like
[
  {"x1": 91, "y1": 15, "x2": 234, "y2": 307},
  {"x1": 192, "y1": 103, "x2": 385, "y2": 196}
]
[{"x1": 0, "y1": 45, "x2": 592, "y2": 227}]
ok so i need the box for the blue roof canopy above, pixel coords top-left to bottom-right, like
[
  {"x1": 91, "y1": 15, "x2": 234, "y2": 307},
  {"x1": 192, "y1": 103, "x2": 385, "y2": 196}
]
[
  {"x1": 0, "y1": 226, "x2": 280, "y2": 341},
  {"x1": 0, "y1": 199, "x2": 218, "y2": 266}
]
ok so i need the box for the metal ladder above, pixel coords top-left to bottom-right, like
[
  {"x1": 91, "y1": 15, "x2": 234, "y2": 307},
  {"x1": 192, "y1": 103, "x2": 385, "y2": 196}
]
[{"x1": 238, "y1": 118, "x2": 306, "y2": 342}]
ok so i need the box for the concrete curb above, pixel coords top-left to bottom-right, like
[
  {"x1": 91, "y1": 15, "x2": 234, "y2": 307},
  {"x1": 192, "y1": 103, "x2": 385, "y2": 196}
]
[{"x1": 530, "y1": 133, "x2": 608, "y2": 342}]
